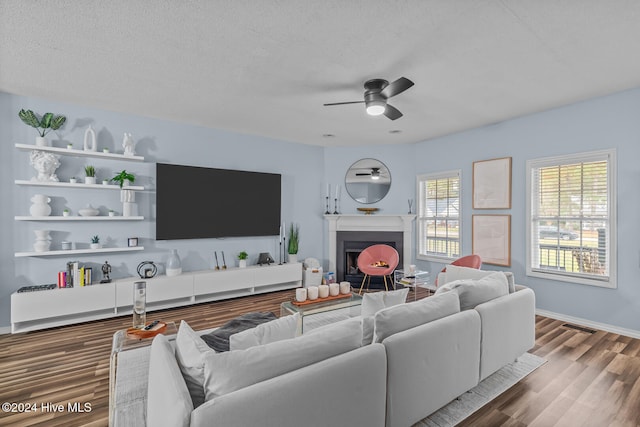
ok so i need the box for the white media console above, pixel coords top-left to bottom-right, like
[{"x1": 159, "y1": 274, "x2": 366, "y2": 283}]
[{"x1": 11, "y1": 262, "x2": 302, "y2": 333}]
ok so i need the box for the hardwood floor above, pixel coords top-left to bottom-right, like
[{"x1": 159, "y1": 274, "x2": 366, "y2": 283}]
[{"x1": 0, "y1": 288, "x2": 638, "y2": 426}]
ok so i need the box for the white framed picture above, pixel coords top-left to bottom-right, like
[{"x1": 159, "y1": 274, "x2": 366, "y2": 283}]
[
  {"x1": 473, "y1": 157, "x2": 512, "y2": 209},
  {"x1": 472, "y1": 214, "x2": 511, "y2": 266}
]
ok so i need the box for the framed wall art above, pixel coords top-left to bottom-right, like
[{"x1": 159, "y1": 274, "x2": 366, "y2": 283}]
[
  {"x1": 473, "y1": 157, "x2": 512, "y2": 209},
  {"x1": 472, "y1": 214, "x2": 511, "y2": 266}
]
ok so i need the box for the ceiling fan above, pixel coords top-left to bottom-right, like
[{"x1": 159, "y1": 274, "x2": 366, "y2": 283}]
[
  {"x1": 356, "y1": 167, "x2": 383, "y2": 180},
  {"x1": 323, "y1": 77, "x2": 414, "y2": 120}
]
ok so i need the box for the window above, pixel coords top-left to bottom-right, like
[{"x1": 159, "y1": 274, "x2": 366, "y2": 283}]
[
  {"x1": 417, "y1": 170, "x2": 461, "y2": 261},
  {"x1": 526, "y1": 150, "x2": 616, "y2": 288}
]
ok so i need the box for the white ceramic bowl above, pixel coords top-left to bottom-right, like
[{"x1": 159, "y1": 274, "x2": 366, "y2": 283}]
[{"x1": 78, "y1": 207, "x2": 99, "y2": 216}]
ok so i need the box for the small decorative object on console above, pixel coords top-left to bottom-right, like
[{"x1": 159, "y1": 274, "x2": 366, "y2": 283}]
[
  {"x1": 101, "y1": 261, "x2": 112, "y2": 283},
  {"x1": 238, "y1": 251, "x2": 248, "y2": 268},
  {"x1": 357, "y1": 207, "x2": 379, "y2": 215},
  {"x1": 166, "y1": 249, "x2": 182, "y2": 276},
  {"x1": 258, "y1": 252, "x2": 275, "y2": 265},
  {"x1": 132, "y1": 281, "x2": 146, "y2": 329},
  {"x1": 137, "y1": 261, "x2": 157, "y2": 279},
  {"x1": 17, "y1": 283, "x2": 56, "y2": 293}
]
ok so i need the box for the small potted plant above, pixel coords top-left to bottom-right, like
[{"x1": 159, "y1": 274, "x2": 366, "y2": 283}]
[
  {"x1": 108, "y1": 209, "x2": 115, "y2": 217},
  {"x1": 63, "y1": 208, "x2": 70, "y2": 217},
  {"x1": 112, "y1": 170, "x2": 135, "y2": 188},
  {"x1": 66, "y1": 143, "x2": 73, "y2": 150},
  {"x1": 102, "y1": 147, "x2": 110, "y2": 153},
  {"x1": 84, "y1": 165, "x2": 96, "y2": 185},
  {"x1": 288, "y1": 223, "x2": 299, "y2": 263},
  {"x1": 238, "y1": 251, "x2": 248, "y2": 268},
  {"x1": 90, "y1": 235, "x2": 101, "y2": 249},
  {"x1": 102, "y1": 178, "x2": 109, "y2": 186},
  {"x1": 18, "y1": 109, "x2": 66, "y2": 147},
  {"x1": 69, "y1": 176, "x2": 77, "y2": 184}
]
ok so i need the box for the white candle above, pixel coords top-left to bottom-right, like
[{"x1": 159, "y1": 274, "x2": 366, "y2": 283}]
[
  {"x1": 335, "y1": 184, "x2": 340, "y2": 199},
  {"x1": 279, "y1": 226, "x2": 282, "y2": 242},
  {"x1": 318, "y1": 284, "x2": 329, "y2": 298},
  {"x1": 282, "y1": 221, "x2": 285, "y2": 238},
  {"x1": 308, "y1": 286, "x2": 319, "y2": 300},
  {"x1": 329, "y1": 282, "x2": 339, "y2": 296},
  {"x1": 296, "y1": 287, "x2": 307, "y2": 302},
  {"x1": 340, "y1": 281, "x2": 351, "y2": 294},
  {"x1": 326, "y1": 184, "x2": 330, "y2": 198}
]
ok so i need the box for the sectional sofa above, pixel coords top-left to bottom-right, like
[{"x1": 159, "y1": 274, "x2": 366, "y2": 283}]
[{"x1": 110, "y1": 268, "x2": 535, "y2": 427}]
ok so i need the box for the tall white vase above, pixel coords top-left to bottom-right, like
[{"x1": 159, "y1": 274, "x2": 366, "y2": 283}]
[
  {"x1": 121, "y1": 189, "x2": 137, "y2": 217},
  {"x1": 33, "y1": 230, "x2": 51, "y2": 252}
]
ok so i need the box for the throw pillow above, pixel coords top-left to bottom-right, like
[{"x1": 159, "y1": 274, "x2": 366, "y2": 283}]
[
  {"x1": 441, "y1": 265, "x2": 515, "y2": 293},
  {"x1": 202, "y1": 319, "x2": 362, "y2": 401},
  {"x1": 372, "y1": 292, "x2": 460, "y2": 343},
  {"x1": 147, "y1": 334, "x2": 193, "y2": 427},
  {"x1": 361, "y1": 288, "x2": 409, "y2": 317},
  {"x1": 174, "y1": 320, "x2": 215, "y2": 408},
  {"x1": 200, "y1": 311, "x2": 277, "y2": 352},
  {"x1": 230, "y1": 313, "x2": 299, "y2": 350},
  {"x1": 435, "y1": 271, "x2": 509, "y2": 310}
]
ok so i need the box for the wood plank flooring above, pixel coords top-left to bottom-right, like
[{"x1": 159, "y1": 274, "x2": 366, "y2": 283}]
[{"x1": 0, "y1": 288, "x2": 639, "y2": 426}]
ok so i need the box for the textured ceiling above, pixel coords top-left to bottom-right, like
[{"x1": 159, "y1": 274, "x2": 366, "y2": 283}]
[{"x1": 2, "y1": 1, "x2": 640, "y2": 147}]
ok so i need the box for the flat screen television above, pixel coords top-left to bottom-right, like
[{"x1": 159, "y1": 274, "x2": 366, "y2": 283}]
[{"x1": 156, "y1": 163, "x2": 281, "y2": 240}]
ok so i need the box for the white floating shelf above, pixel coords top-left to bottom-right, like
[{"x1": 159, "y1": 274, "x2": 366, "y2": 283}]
[
  {"x1": 15, "y1": 246, "x2": 145, "y2": 258},
  {"x1": 15, "y1": 143, "x2": 144, "y2": 162},
  {"x1": 15, "y1": 216, "x2": 144, "y2": 221},
  {"x1": 15, "y1": 180, "x2": 144, "y2": 191}
]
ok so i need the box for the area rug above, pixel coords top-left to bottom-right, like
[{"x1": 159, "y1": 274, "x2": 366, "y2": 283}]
[
  {"x1": 304, "y1": 310, "x2": 546, "y2": 427},
  {"x1": 413, "y1": 352, "x2": 546, "y2": 427}
]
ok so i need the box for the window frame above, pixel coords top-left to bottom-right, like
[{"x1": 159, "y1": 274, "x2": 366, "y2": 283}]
[
  {"x1": 525, "y1": 149, "x2": 617, "y2": 289},
  {"x1": 416, "y1": 169, "x2": 462, "y2": 263}
]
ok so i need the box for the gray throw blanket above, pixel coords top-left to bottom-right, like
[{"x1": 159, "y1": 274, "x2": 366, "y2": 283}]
[{"x1": 200, "y1": 311, "x2": 277, "y2": 352}]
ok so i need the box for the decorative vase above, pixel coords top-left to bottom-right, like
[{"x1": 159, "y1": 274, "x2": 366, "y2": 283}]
[
  {"x1": 35, "y1": 136, "x2": 48, "y2": 147},
  {"x1": 288, "y1": 253, "x2": 298, "y2": 263},
  {"x1": 84, "y1": 126, "x2": 97, "y2": 151},
  {"x1": 90, "y1": 243, "x2": 101, "y2": 249},
  {"x1": 239, "y1": 259, "x2": 247, "y2": 268},
  {"x1": 133, "y1": 281, "x2": 147, "y2": 329},
  {"x1": 33, "y1": 230, "x2": 51, "y2": 252},
  {"x1": 30, "y1": 194, "x2": 52, "y2": 217},
  {"x1": 121, "y1": 190, "x2": 136, "y2": 217},
  {"x1": 166, "y1": 249, "x2": 182, "y2": 276}
]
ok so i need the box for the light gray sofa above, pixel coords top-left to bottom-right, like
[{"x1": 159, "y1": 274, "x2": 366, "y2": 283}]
[{"x1": 110, "y1": 278, "x2": 535, "y2": 427}]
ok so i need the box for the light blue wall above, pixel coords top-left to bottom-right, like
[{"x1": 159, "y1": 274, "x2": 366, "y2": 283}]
[
  {"x1": 0, "y1": 92, "x2": 324, "y2": 329},
  {"x1": 2, "y1": 87, "x2": 640, "y2": 333},
  {"x1": 412, "y1": 88, "x2": 640, "y2": 332}
]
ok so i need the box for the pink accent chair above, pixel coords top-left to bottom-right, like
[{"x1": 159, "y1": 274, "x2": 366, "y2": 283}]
[
  {"x1": 357, "y1": 244, "x2": 400, "y2": 294},
  {"x1": 435, "y1": 254, "x2": 482, "y2": 286}
]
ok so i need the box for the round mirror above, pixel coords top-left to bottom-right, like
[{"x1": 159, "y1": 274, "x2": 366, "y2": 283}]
[{"x1": 345, "y1": 158, "x2": 391, "y2": 204}]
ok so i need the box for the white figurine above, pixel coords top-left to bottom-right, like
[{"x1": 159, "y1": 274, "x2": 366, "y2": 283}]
[
  {"x1": 122, "y1": 133, "x2": 135, "y2": 156},
  {"x1": 30, "y1": 150, "x2": 60, "y2": 182}
]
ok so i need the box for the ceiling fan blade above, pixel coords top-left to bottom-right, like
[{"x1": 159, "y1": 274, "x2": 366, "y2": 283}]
[
  {"x1": 355, "y1": 172, "x2": 372, "y2": 176},
  {"x1": 384, "y1": 104, "x2": 403, "y2": 120},
  {"x1": 381, "y1": 77, "x2": 414, "y2": 99},
  {"x1": 323, "y1": 101, "x2": 365, "y2": 106}
]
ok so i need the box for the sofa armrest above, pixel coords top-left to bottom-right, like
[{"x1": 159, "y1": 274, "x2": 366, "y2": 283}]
[
  {"x1": 382, "y1": 310, "x2": 481, "y2": 427},
  {"x1": 191, "y1": 344, "x2": 387, "y2": 427},
  {"x1": 475, "y1": 287, "x2": 536, "y2": 381}
]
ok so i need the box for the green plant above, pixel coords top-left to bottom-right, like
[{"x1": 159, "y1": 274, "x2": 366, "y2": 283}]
[
  {"x1": 18, "y1": 109, "x2": 66, "y2": 137},
  {"x1": 288, "y1": 223, "x2": 299, "y2": 254},
  {"x1": 111, "y1": 170, "x2": 135, "y2": 188},
  {"x1": 238, "y1": 251, "x2": 248, "y2": 260},
  {"x1": 91, "y1": 235, "x2": 100, "y2": 244},
  {"x1": 84, "y1": 165, "x2": 96, "y2": 177}
]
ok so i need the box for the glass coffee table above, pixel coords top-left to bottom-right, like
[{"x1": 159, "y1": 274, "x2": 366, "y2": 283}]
[{"x1": 281, "y1": 293, "x2": 363, "y2": 334}]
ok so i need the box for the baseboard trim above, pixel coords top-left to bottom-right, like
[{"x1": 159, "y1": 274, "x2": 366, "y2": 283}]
[
  {"x1": 0, "y1": 326, "x2": 12, "y2": 335},
  {"x1": 536, "y1": 309, "x2": 640, "y2": 339}
]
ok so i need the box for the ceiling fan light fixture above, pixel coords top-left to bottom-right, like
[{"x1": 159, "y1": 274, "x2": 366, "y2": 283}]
[
  {"x1": 371, "y1": 169, "x2": 381, "y2": 179},
  {"x1": 366, "y1": 101, "x2": 386, "y2": 116}
]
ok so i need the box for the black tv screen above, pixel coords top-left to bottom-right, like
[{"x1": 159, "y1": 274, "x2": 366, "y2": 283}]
[{"x1": 156, "y1": 163, "x2": 281, "y2": 240}]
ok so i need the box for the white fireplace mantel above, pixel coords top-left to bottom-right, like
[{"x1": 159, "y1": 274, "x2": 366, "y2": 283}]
[{"x1": 325, "y1": 214, "x2": 416, "y2": 273}]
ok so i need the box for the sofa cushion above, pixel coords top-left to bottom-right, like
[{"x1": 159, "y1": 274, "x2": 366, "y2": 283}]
[
  {"x1": 435, "y1": 271, "x2": 509, "y2": 310},
  {"x1": 362, "y1": 316, "x2": 375, "y2": 345},
  {"x1": 361, "y1": 288, "x2": 409, "y2": 317},
  {"x1": 147, "y1": 335, "x2": 193, "y2": 427},
  {"x1": 440, "y1": 265, "x2": 515, "y2": 293},
  {"x1": 175, "y1": 320, "x2": 214, "y2": 408},
  {"x1": 229, "y1": 313, "x2": 299, "y2": 350},
  {"x1": 202, "y1": 319, "x2": 362, "y2": 400},
  {"x1": 373, "y1": 292, "x2": 460, "y2": 343}
]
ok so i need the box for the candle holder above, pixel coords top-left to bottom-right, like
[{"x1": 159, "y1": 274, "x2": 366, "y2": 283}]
[
  {"x1": 408, "y1": 199, "x2": 413, "y2": 214},
  {"x1": 333, "y1": 198, "x2": 339, "y2": 215},
  {"x1": 325, "y1": 196, "x2": 330, "y2": 214},
  {"x1": 279, "y1": 240, "x2": 283, "y2": 265},
  {"x1": 282, "y1": 236, "x2": 287, "y2": 263}
]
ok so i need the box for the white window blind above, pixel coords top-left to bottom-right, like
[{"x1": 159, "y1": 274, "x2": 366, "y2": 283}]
[
  {"x1": 527, "y1": 150, "x2": 616, "y2": 288},
  {"x1": 417, "y1": 170, "x2": 461, "y2": 261}
]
